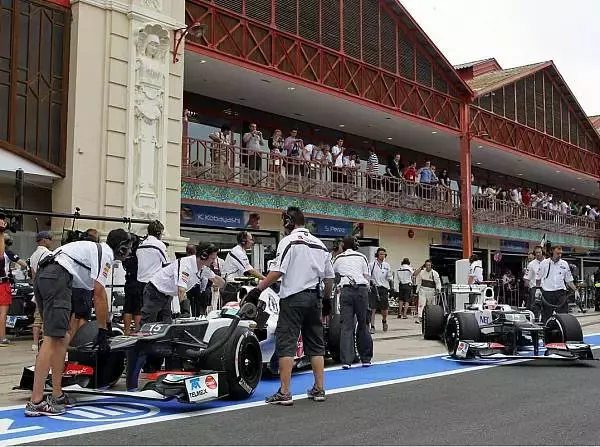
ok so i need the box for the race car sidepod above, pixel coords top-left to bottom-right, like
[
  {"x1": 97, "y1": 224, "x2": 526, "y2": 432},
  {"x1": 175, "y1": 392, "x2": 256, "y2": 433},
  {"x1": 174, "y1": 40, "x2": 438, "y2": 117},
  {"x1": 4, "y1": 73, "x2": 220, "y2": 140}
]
[{"x1": 16, "y1": 302, "x2": 263, "y2": 403}]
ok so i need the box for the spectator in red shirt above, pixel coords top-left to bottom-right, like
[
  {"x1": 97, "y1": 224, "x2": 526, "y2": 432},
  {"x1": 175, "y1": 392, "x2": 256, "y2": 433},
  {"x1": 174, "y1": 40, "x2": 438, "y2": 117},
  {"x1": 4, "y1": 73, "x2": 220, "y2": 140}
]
[
  {"x1": 403, "y1": 162, "x2": 417, "y2": 182},
  {"x1": 522, "y1": 188, "x2": 532, "y2": 206}
]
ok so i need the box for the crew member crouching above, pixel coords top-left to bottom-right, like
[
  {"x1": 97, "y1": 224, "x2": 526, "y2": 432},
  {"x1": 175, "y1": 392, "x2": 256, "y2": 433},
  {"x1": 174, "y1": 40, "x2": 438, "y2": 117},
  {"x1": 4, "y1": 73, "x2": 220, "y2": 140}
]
[{"x1": 333, "y1": 236, "x2": 373, "y2": 369}]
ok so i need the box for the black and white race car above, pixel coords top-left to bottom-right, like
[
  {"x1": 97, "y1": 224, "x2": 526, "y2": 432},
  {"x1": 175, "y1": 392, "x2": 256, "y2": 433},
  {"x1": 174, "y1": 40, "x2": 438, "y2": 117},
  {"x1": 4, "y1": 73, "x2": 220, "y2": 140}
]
[
  {"x1": 17, "y1": 302, "x2": 263, "y2": 404},
  {"x1": 423, "y1": 297, "x2": 595, "y2": 361}
]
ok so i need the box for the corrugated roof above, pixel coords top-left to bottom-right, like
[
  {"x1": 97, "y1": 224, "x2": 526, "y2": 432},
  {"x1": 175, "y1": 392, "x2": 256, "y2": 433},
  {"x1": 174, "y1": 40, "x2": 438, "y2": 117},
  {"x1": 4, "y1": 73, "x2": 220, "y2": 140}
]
[
  {"x1": 454, "y1": 58, "x2": 497, "y2": 70},
  {"x1": 465, "y1": 62, "x2": 549, "y2": 94}
]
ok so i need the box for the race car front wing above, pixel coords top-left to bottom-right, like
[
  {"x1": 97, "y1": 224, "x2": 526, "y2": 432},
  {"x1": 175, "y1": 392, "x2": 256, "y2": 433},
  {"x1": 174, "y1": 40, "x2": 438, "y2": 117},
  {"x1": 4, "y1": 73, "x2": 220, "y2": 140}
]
[{"x1": 453, "y1": 340, "x2": 595, "y2": 361}]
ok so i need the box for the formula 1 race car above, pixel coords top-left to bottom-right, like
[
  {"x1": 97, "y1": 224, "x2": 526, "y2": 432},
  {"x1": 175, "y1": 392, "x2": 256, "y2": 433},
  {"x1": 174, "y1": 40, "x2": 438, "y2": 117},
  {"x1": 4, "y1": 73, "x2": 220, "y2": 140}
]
[
  {"x1": 17, "y1": 302, "x2": 263, "y2": 404},
  {"x1": 422, "y1": 296, "x2": 595, "y2": 361},
  {"x1": 6, "y1": 280, "x2": 36, "y2": 337}
]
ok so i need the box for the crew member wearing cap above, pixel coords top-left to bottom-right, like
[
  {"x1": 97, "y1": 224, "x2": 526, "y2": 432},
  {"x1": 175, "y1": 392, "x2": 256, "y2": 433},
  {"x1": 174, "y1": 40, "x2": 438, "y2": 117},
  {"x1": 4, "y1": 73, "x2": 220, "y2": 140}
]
[
  {"x1": 28, "y1": 231, "x2": 54, "y2": 351},
  {"x1": 332, "y1": 236, "x2": 373, "y2": 369},
  {"x1": 222, "y1": 231, "x2": 265, "y2": 281},
  {"x1": 526, "y1": 245, "x2": 545, "y2": 320},
  {"x1": 140, "y1": 242, "x2": 225, "y2": 326},
  {"x1": 126, "y1": 220, "x2": 168, "y2": 334},
  {"x1": 537, "y1": 245, "x2": 579, "y2": 323},
  {"x1": 368, "y1": 248, "x2": 392, "y2": 333},
  {"x1": 25, "y1": 228, "x2": 132, "y2": 417},
  {"x1": 251, "y1": 206, "x2": 334, "y2": 405}
]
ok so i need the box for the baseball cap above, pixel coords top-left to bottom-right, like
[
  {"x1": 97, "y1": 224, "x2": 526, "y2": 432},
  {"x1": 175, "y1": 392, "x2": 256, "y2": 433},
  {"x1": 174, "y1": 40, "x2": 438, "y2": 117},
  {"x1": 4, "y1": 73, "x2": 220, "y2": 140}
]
[{"x1": 36, "y1": 231, "x2": 53, "y2": 241}]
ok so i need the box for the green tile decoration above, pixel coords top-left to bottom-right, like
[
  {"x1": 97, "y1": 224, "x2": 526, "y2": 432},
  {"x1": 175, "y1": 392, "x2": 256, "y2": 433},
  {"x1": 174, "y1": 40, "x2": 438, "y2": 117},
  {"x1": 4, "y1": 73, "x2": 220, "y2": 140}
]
[{"x1": 182, "y1": 182, "x2": 598, "y2": 249}]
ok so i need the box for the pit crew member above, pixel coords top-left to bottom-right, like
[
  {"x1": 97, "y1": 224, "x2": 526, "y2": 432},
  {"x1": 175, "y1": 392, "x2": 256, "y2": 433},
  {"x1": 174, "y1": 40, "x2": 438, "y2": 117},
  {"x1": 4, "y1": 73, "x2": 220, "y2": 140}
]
[
  {"x1": 28, "y1": 231, "x2": 54, "y2": 351},
  {"x1": 252, "y1": 206, "x2": 334, "y2": 405},
  {"x1": 25, "y1": 228, "x2": 133, "y2": 417},
  {"x1": 415, "y1": 260, "x2": 441, "y2": 324},
  {"x1": 333, "y1": 236, "x2": 373, "y2": 368},
  {"x1": 222, "y1": 231, "x2": 265, "y2": 281},
  {"x1": 395, "y1": 258, "x2": 413, "y2": 319},
  {"x1": 140, "y1": 242, "x2": 225, "y2": 325},
  {"x1": 126, "y1": 220, "x2": 168, "y2": 334},
  {"x1": 537, "y1": 245, "x2": 579, "y2": 323},
  {"x1": 526, "y1": 245, "x2": 545, "y2": 320},
  {"x1": 369, "y1": 248, "x2": 392, "y2": 333}
]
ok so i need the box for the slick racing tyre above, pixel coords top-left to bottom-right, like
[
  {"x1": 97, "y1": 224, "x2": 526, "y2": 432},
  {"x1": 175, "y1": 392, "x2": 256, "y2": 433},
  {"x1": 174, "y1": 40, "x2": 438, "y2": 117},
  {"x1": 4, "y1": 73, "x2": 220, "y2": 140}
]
[
  {"x1": 444, "y1": 313, "x2": 481, "y2": 356},
  {"x1": 205, "y1": 327, "x2": 262, "y2": 399},
  {"x1": 544, "y1": 313, "x2": 584, "y2": 344},
  {"x1": 422, "y1": 305, "x2": 445, "y2": 340},
  {"x1": 69, "y1": 320, "x2": 125, "y2": 389},
  {"x1": 327, "y1": 314, "x2": 360, "y2": 364}
]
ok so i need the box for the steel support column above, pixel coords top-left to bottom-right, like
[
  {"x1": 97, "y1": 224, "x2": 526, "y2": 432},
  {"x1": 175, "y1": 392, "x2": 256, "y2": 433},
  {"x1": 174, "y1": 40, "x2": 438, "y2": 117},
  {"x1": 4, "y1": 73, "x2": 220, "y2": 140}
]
[{"x1": 459, "y1": 102, "x2": 473, "y2": 258}]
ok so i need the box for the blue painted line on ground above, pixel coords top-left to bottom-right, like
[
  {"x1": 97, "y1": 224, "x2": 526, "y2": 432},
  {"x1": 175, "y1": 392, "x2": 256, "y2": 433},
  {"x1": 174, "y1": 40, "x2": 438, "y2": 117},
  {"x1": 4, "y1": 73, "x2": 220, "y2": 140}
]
[{"x1": 1, "y1": 333, "x2": 599, "y2": 444}]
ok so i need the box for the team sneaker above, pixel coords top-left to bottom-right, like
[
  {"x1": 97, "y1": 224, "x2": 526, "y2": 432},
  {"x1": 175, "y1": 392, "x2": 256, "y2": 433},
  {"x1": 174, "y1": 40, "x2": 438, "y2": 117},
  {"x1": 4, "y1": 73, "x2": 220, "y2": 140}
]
[
  {"x1": 24, "y1": 395, "x2": 66, "y2": 417},
  {"x1": 0, "y1": 339, "x2": 11, "y2": 346},
  {"x1": 342, "y1": 364, "x2": 351, "y2": 370},
  {"x1": 370, "y1": 326, "x2": 375, "y2": 334},
  {"x1": 382, "y1": 321, "x2": 389, "y2": 332},
  {"x1": 54, "y1": 393, "x2": 75, "y2": 408},
  {"x1": 265, "y1": 389, "x2": 293, "y2": 406},
  {"x1": 362, "y1": 361, "x2": 372, "y2": 367},
  {"x1": 307, "y1": 386, "x2": 326, "y2": 402}
]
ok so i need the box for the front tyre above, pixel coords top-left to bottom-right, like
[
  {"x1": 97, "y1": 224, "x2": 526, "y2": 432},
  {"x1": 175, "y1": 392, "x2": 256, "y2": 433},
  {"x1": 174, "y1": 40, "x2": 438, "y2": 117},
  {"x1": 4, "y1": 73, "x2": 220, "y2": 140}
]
[{"x1": 444, "y1": 313, "x2": 481, "y2": 356}]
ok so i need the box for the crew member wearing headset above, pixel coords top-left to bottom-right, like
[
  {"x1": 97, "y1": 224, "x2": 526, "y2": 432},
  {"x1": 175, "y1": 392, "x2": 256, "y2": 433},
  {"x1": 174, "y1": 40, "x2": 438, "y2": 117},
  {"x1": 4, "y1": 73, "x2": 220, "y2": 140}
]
[
  {"x1": 125, "y1": 220, "x2": 168, "y2": 334},
  {"x1": 526, "y1": 245, "x2": 545, "y2": 320},
  {"x1": 25, "y1": 227, "x2": 133, "y2": 417},
  {"x1": 332, "y1": 236, "x2": 373, "y2": 369},
  {"x1": 222, "y1": 231, "x2": 265, "y2": 281},
  {"x1": 414, "y1": 259, "x2": 441, "y2": 324},
  {"x1": 537, "y1": 245, "x2": 579, "y2": 323},
  {"x1": 140, "y1": 242, "x2": 225, "y2": 326},
  {"x1": 368, "y1": 248, "x2": 392, "y2": 333},
  {"x1": 468, "y1": 254, "x2": 484, "y2": 284},
  {"x1": 249, "y1": 206, "x2": 334, "y2": 405}
]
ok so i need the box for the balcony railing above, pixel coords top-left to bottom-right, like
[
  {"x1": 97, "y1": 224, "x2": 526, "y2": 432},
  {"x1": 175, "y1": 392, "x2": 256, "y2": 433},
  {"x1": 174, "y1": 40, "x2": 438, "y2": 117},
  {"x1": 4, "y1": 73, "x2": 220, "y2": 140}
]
[
  {"x1": 182, "y1": 138, "x2": 460, "y2": 218},
  {"x1": 182, "y1": 138, "x2": 599, "y2": 239}
]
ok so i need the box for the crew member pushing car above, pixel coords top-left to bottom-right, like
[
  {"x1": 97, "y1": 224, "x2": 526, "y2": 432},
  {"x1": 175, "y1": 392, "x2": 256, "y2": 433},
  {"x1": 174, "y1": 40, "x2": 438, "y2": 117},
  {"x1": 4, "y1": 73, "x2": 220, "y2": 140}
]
[
  {"x1": 250, "y1": 206, "x2": 334, "y2": 405},
  {"x1": 526, "y1": 245, "x2": 545, "y2": 320},
  {"x1": 222, "y1": 231, "x2": 265, "y2": 281},
  {"x1": 369, "y1": 248, "x2": 392, "y2": 333},
  {"x1": 140, "y1": 242, "x2": 225, "y2": 326},
  {"x1": 25, "y1": 228, "x2": 133, "y2": 417},
  {"x1": 332, "y1": 236, "x2": 373, "y2": 369},
  {"x1": 537, "y1": 245, "x2": 579, "y2": 323}
]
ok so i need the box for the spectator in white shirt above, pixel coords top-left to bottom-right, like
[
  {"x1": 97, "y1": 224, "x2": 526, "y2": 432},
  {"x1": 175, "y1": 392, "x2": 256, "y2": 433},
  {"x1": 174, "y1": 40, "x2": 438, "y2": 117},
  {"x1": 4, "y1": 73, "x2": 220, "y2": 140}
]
[
  {"x1": 242, "y1": 122, "x2": 265, "y2": 172},
  {"x1": 331, "y1": 137, "x2": 345, "y2": 183}
]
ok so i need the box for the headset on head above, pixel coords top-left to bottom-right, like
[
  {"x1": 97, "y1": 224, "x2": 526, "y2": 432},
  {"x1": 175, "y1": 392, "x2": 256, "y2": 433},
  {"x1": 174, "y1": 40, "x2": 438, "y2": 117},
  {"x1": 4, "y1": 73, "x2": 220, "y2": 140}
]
[
  {"x1": 281, "y1": 210, "x2": 295, "y2": 233},
  {"x1": 197, "y1": 242, "x2": 216, "y2": 260},
  {"x1": 237, "y1": 230, "x2": 249, "y2": 245},
  {"x1": 115, "y1": 233, "x2": 135, "y2": 259},
  {"x1": 351, "y1": 236, "x2": 360, "y2": 251}
]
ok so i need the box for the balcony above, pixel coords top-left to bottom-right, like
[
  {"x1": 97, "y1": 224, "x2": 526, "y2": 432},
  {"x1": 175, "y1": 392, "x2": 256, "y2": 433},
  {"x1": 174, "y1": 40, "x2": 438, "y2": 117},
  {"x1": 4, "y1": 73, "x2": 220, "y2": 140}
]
[{"x1": 182, "y1": 138, "x2": 599, "y2": 239}]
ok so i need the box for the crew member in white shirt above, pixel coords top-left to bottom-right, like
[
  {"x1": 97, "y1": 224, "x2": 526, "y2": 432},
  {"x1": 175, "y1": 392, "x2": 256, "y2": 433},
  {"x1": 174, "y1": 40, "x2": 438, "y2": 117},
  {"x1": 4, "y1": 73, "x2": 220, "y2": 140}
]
[
  {"x1": 526, "y1": 245, "x2": 545, "y2": 320},
  {"x1": 253, "y1": 206, "x2": 334, "y2": 405},
  {"x1": 26, "y1": 228, "x2": 132, "y2": 417},
  {"x1": 537, "y1": 245, "x2": 579, "y2": 323},
  {"x1": 140, "y1": 242, "x2": 225, "y2": 326},
  {"x1": 369, "y1": 248, "x2": 392, "y2": 333},
  {"x1": 222, "y1": 231, "x2": 265, "y2": 282},
  {"x1": 468, "y1": 254, "x2": 484, "y2": 284},
  {"x1": 332, "y1": 236, "x2": 373, "y2": 369},
  {"x1": 28, "y1": 231, "x2": 53, "y2": 351},
  {"x1": 395, "y1": 258, "x2": 414, "y2": 319},
  {"x1": 415, "y1": 259, "x2": 441, "y2": 324}
]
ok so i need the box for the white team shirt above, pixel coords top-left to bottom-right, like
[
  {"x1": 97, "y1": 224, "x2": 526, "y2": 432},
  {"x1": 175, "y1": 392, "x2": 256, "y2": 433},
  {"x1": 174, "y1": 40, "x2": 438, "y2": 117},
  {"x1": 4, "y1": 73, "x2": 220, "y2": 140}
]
[
  {"x1": 331, "y1": 145, "x2": 344, "y2": 167},
  {"x1": 369, "y1": 260, "x2": 392, "y2": 289},
  {"x1": 54, "y1": 241, "x2": 114, "y2": 290},
  {"x1": 395, "y1": 265, "x2": 414, "y2": 289},
  {"x1": 136, "y1": 235, "x2": 168, "y2": 283},
  {"x1": 270, "y1": 228, "x2": 335, "y2": 299},
  {"x1": 150, "y1": 255, "x2": 215, "y2": 296},
  {"x1": 540, "y1": 258, "x2": 573, "y2": 292},
  {"x1": 469, "y1": 260, "x2": 484, "y2": 283},
  {"x1": 29, "y1": 245, "x2": 51, "y2": 275},
  {"x1": 222, "y1": 245, "x2": 254, "y2": 279},
  {"x1": 333, "y1": 249, "x2": 370, "y2": 287},
  {"x1": 527, "y1": 259, "x2": 543, "y2": 287}
]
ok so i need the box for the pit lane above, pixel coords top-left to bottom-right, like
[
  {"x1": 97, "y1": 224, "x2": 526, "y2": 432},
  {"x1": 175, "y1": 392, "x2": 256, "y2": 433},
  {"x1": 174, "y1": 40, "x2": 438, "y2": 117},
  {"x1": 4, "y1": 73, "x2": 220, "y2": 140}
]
[{"x1": 8, "y1": 331, "x2": 599, "y2": 446}]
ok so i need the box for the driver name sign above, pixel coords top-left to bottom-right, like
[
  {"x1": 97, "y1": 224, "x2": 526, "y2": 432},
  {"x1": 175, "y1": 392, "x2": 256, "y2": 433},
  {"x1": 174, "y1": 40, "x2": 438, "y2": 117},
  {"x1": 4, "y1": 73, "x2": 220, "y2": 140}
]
[
  {"x1": 185, "y1": 374, "x2": 219, "y2": 402},
  {"x1": 456, "y1": 341, "x2": 469, "y2": 359}
]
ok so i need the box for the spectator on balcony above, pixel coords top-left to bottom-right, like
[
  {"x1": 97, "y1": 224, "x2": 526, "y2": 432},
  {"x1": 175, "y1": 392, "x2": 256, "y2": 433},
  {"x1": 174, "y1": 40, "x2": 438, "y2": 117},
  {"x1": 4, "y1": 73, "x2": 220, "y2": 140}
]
[
  {"x1": 588, "y1": 205, "x2": 599, "y2": 220},
  {"x1": 331, "y1": 137, "x2": 346, "y2": 183},
  {"x1": 438, "y1": 169, "x2": 450, "y2": 188},
  {"x1": 510, "y1": 187, "x2": 522, "y2": 205},
  {"x1": 417, "y1": 161, "x2": 434, "y2": 185},
  {"x1": 209, "y1": 124, "x2": 236, "y2": 179},
  {"x1": 302, "y1": 143, "x2": 317, "y2": 178},
  {"x1": 385, "y1": 153, "x2": 402, "y2": 194},
  {"x1": 403, "y1": 162, "x2": 417, "y2": 197},
  {"x1": 242, "y1": 122, "x2": 265, "y2": 173},
  {"x1": 522, "y1": 188, "x2": 532, "y2": 207},
  {"x1": 366, "y1": 148, "x2": 380, "y2": 195},
  {"x1": 315, "y1": 144, "x2": 332, "y2": 165},
  {"x1": 268, "y1": 129, "x2": 285, "y2": 181},
  {"x1": 284, "y1": 128, "x2": 303, "y2": 177},
  {"x1": 344, "y1": 152, "x2": 358, "y2": 185},
  {"x1": 559, "y1": 199, "x2": 569, "y2": 215}
]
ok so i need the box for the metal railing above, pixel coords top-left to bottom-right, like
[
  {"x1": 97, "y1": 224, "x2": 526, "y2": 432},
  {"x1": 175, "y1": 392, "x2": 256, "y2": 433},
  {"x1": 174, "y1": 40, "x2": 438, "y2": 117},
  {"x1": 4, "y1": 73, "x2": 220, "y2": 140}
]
[
  {"x1": 182, "y1": 138, "x2": 599, "y2": 238},
  {"x1": 472, "y1": 195, "x2": 599, "y2": 238},
  {"x1": 182, "y1": 138, "x2": 460, "y2": 218}
]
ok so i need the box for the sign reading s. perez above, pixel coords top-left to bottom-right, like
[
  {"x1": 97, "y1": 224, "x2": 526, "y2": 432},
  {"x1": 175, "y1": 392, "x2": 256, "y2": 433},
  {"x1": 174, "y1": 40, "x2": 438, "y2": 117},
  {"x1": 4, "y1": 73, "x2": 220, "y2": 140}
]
[{"x1": 185, "y1": 374, "x2": 219, "y2": 403}]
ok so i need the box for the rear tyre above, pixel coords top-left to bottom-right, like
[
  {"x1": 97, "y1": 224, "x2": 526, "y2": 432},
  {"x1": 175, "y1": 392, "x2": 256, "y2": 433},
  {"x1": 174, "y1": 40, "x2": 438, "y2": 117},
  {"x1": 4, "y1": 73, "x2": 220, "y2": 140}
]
[
  {"x1": 422, "y1": 305, "x2": 445, "y2": 340},
  {"x1": 544, "y1": 313, "x2": 583, "y2": 343},
  {"x1": 326, "y1": 315, "x2": 360, "y2": 363},
  {"x1": 444, "y1": 313, "x2": 481, "y2": 356},
  {"x1": 68, "y1": 321, "x2": 125, "y2": 389},
  {"x1": 205, "y1": 327, "x2": 262, "y2": 399}
]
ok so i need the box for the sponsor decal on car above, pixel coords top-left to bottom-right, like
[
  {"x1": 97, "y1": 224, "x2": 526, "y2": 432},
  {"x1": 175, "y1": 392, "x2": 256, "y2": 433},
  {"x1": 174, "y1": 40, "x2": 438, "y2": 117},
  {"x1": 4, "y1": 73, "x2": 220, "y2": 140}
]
[
  {"x1": 185, "y1": 374, "x2": 219, "y2": 402},
  {"x1": 102, "y1": 263, "x2": 111, "y2": 278}
]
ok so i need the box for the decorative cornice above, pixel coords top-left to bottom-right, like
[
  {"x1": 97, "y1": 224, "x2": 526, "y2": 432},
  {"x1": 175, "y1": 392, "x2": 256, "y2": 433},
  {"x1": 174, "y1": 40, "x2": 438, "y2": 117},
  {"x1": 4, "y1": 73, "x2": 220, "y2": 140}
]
[{"x1": 71, "y1": 0, "x2": 185, "y2": 29}]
